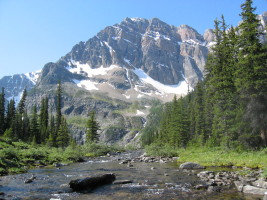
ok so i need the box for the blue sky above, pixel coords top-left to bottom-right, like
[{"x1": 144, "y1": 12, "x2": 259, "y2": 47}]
[{"x1": 0, "y1": 0, "x2": 266, "y2": 79}]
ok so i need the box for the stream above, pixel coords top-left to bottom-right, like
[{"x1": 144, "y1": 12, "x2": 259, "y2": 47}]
[{"x1": 0, "y1": 151, "x2": 261, "y2": 200}]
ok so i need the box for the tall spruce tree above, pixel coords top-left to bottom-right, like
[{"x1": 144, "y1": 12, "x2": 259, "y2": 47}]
[
  {"x1": 0, "y1": 88, "x2": 5, "y2": 135},
  {"x1": 30, "y1": 105, "x2": 40, "y2": 144},
  {"x1": 22, "y1": 110, "x2": 30, "y2": 142},
  {"x1": 56, "y1": 81, "x2": 62, "y2": 132},
  {"x1": 17, "y1": 89, "x2": 27, "y2": 114},
  {"x1": 6, "y1": 99, "x2": 16, "y2": 130},
  {"x1": 86, "y1": 111, "x2": 100, "y2": 143},
  {"x1": 39, "y1": 97, "x2": 49, "y2": 141},
  {"x1": 235, "y1": 0, "x2": 267, "y2": 146},
  {"x1": 56, "y1": 117, "x2": 70, "y2": 148}
]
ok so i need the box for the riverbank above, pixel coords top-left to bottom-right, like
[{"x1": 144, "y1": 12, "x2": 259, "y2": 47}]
[
  {"x1": 145, "y1": 144, "x2": 267, "y2": 170},
  {"x1": 0, "y1": 138, "x2": 124, "y2": 176}
]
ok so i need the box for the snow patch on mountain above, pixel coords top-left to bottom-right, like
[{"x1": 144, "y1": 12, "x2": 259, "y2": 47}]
[
  {"x1": 25, "y1": 70, "x2": 41, "y2": 84},
  {"x1": 73, "y1": 79, "x2": 99, "y2": 91},
  {"x1": 7, "y1": 91, "x2": 23, "y2": 106},
  {"x1": 67, "y1": 62, "x2": 119, "y2": 77},
  {"x1": 133, "y1": 68, "x2": 191, "y2": 95}
]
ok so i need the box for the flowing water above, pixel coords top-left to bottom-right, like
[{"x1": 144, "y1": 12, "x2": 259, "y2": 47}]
[{"x1": 0, "y1": 151, "x2": 262, "y2": 200}]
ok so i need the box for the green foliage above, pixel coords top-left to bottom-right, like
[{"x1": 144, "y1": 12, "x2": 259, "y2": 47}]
[
  {"x1": 66, "y1": 116, "x2": 87, "y2": 128},
  {"x1": 56, "y1": 117, "x2": 70, "y2": 148},
  {"x1": 145, "y1": 143, "x2": 178, "y2": 157},
  {"x1": 82, "y1": 143, "x2": 124, "y2": 157},
  {"x1": 143, "y1": 0, "x2": 267, "y2": 152},
  {"x1": 141, "y1": 100, "x2": 163, "y2": 146},
  {"x1": 177, "y1": 146, "x2": 267, "y2": 168},
  {"x1": 17, "y1": 89, "x2": 27, "y2": 114},
  {"x1": 261, "y1": 167, "x2": 267, "y2": 179},
  {"x1": 86, "y1": 111, "x2": 100, "y2": 143},
  {"x1": 0, "y1": 88, "x2": 5, "y2": 135}
]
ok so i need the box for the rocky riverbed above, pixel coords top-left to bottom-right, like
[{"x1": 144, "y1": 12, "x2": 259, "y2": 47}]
[{"x1": 0, "y1": 151, "x2": 266, "y2": 200}]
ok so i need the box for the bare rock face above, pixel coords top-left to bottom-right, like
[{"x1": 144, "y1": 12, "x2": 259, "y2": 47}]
[
  {"x1": 39, "y1": 17, "x2": 208, "y2": 88},
  {"x1": 203, "y1": 29, "x2": 216, "y2": 43}
]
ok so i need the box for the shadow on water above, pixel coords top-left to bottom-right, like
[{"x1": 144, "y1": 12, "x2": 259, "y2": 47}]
[{"x1": 0, "y1": 151, "x2": 262, "y2": 200}]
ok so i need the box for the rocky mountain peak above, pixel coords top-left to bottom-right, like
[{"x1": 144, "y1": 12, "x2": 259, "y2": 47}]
[{"x1": 177, "y1": 24, "x2": 204, "y2": 42}]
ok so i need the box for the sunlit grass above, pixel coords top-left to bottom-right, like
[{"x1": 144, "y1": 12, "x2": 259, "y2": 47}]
[{"x1": 177, "y1": 146, "x2": 267, "y2": 169}]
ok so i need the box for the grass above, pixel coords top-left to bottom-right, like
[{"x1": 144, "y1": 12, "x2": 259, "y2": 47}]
[
  {"x1": 145, "y1": 143, "x2": 179, "y2": 157},
  {"x1": 144, "y1": 143, "x2": 267, "y2": 169},
  {"x1": 66, "y1": 115, "x2": 87, "y2": 128},
  {"x1": 177, "y1": 146, "x2": 267, "y2": 169},
  {"x1": 0, "y1": 137, "x2": 124, "y2": 176}
]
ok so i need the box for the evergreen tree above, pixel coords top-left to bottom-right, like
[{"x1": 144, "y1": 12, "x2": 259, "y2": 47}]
[
  {"x1": 21, "y1": 110, "x2": 30, "y2": 142},
  {"x1": 5, "y1": 99, "x2": 16, "y2": 130},
  {"x1": 56, "y1": 117, "x2": 70, "y2": 148},
  {"x1": 235, "y1": 0, "x2": 267, "y2": 146},
  {"x1": 0, "y1": 87, "x2": 5, "y2": 135},
  {"x1": 30, "y1": 105, "x2": 40, "y2": 144},
  {"x1": 17, "y1": 89, "x2": 27, "y2": 114},
  {"x1": 49, "y1": 114, "x2": 57, "y2": 146},
  {"x1": 56, "y1": 81, "x2": 62, "y2": 132},
  {"x1": 39, "y1": 97, "x2": 49, "y2": 141},
  {"x1": 86, "y1": 111, "x2": 100, "y2": 143}
]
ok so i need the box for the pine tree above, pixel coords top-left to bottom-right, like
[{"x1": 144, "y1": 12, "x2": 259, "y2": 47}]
[
  {"x1": 0, "y1": 87, "x2": 5, "y2": 135},
  {"x1": 86, "y1": 111, "x2": 100, "y2": 143},
  {"x1": 39, "y1": 97, "x2": 49, "y2": 141},
  {"x1": 5, "y1": 99, "x2": 16, "y2": 130},
  {"x1": 21, "y1": 110, "x2": 30, "y2": 142},
  {"x1": 17, "y1": 89, "x2": 27, "y2": 114},
  {"x1": 30, "y1": 105, "x2": 40, "y2": 144},
  {"x1": 49, "y1": 114, "x2": 56, "y2": 146},
  {"x1": 56, "y1": 81, "x2": 62, "y2": 132},
  {"x1": 235, "y1": 0, "x2": 267, "y2": 147},
  {"x1": 56, "y1": 117, "x2": 70, "y2": 148}
]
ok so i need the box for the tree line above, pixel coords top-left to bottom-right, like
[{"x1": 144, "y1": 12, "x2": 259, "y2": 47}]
[
  {"x1": 0, "y1": 81, "x2": 100, "y2": 147},
  {"x1": 142, "y1": 0, "x2": 267, "y2": 150}
]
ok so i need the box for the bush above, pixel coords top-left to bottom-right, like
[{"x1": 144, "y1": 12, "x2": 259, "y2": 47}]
[
  {"x1": 82, "y1": 143, "x2": 124, "y2": 157},
  {"x1": 0, "y1": 148, "x2": 18, "y2": 160},
  {"x1": 145, "y1": 143, "x2": 178, "y2": 157}
]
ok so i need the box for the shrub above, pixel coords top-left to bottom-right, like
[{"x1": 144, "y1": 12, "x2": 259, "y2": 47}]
[{"x1": 145, "y1": 143, "x2": 178, "y2": 157}]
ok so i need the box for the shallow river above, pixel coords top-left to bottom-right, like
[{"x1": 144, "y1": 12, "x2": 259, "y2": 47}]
[{"x1": 0, "y1": 151, "x2": 261, "y2": 200}]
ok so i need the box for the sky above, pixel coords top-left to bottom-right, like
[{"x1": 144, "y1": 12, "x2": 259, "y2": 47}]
[{"x1": 0, "y1": 0, "x2": 266, "y2": 79}]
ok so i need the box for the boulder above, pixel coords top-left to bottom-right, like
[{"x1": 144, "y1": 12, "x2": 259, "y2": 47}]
[
  {"x1": 179, "y1": 162, "x2": 205, "y2": 169},
  {"x1": 234, "y1": 181, "x2": 244, "y2": 192},
  {"x1": 69, "y1": 173, "x2": 116, "y2": 192},
  {"x1": 242, "y1": 185, "x2": 267, "y2": 195},
  {"x1": 252, "y1": 180, "x2": 267, "y2": 189}
]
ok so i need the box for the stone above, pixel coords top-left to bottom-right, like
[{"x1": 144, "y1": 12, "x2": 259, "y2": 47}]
[
  {"x1": 113, "y1": 180, "x2": 133, "y2": 184},
  {"x1": 24, "y1": 174, "x2": 36, "y2": 184},
  {"x1": 207, "y1": 186, "x2": 221, "y2": 193},
  {"x1": 179, "y1": 162, "x2": 205, "y2": 169},
  {"x1": 195, "y1": 184, "x2": 208, "y2": 190},
  {"x1": 69, "y1": 173, "x2": 116, "y2": 192},
  {"x1": 197, "y1": 171, "x2": 214, "y2": 178},
  {"x1": 234, "y1": 181, "x2": 244, "y2": 192},
  {"x1": 252, "y1": 180, "x2": 267, "y2": 189},
  {"x1": 242, "y1": 185, "x2": 267, "y2": 195}
]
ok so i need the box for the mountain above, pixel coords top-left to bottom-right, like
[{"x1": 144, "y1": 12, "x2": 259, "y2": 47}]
[
  {"x1": 0, "y1": 14, "x2": 266, "y2": 145},
  {"x1": 37, "y1": 17, "x2": 209, "y2": 100}
]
